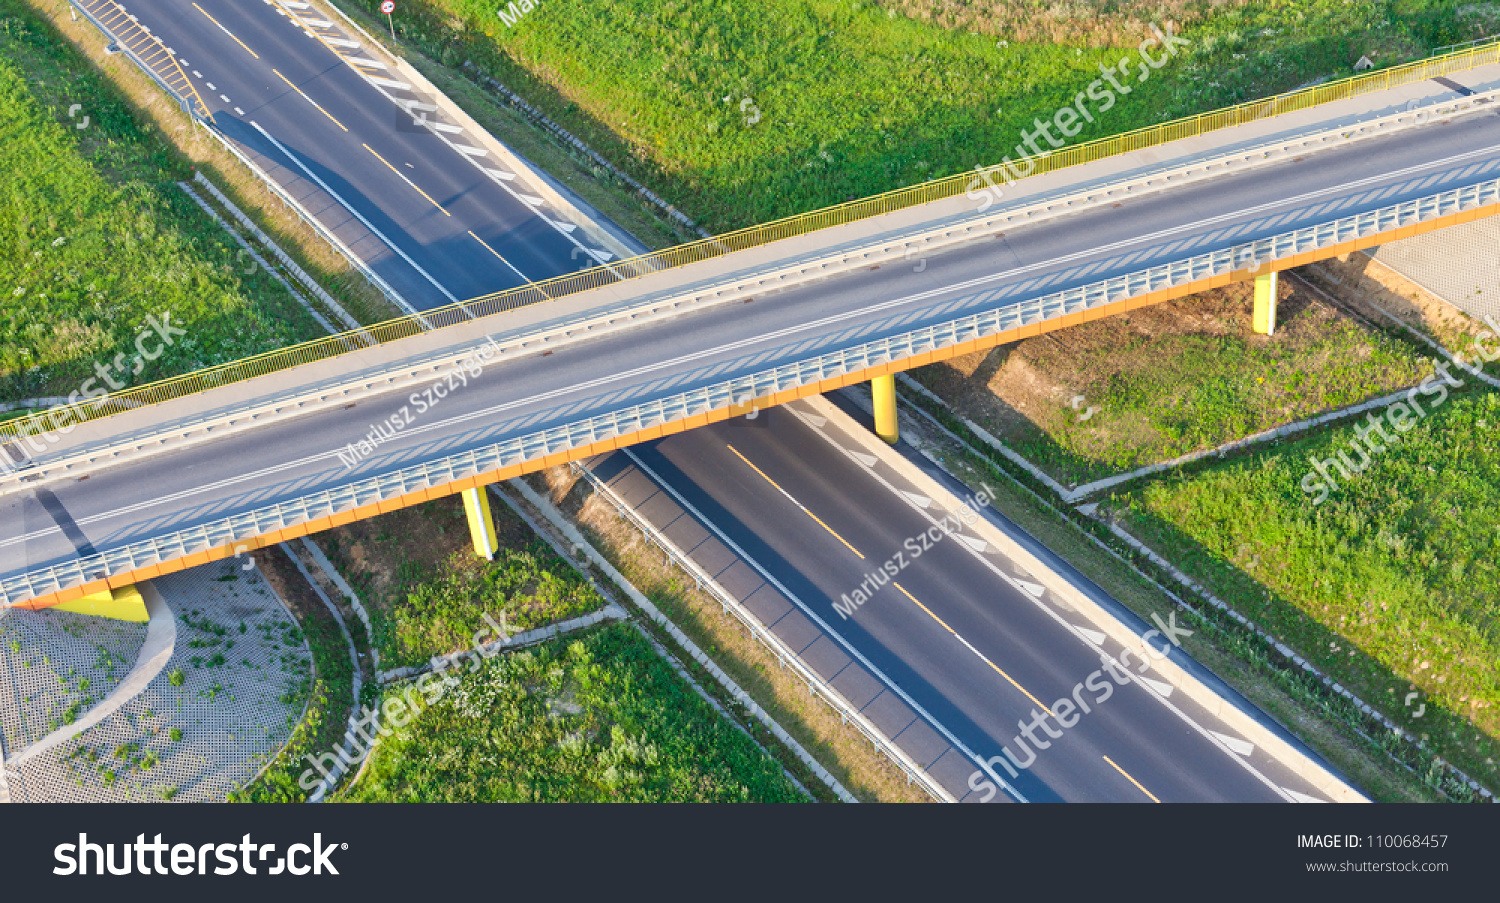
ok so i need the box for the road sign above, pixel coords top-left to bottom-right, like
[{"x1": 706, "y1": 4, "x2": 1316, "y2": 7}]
[{"x1": 380, "y1": 1, "x2": 394, "y2": 13}]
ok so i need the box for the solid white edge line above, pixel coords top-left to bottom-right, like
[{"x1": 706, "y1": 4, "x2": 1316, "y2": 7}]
[
  {"x1": 250, "y1": 120, "x2": 460, "y2": 305},
  {"x1": 617, "y1": 445, "x2": 1028, "y2": 804},
  {"x1": 784, "y1": 399, "x2": 1299, "y2": 802}
]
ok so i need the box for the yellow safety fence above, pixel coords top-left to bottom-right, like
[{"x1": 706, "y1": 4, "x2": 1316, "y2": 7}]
[{"x1": 4, "y1": 37, "x2": 1498, "y2": 446}]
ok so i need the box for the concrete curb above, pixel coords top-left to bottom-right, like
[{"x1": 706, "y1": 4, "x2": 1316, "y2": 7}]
[
  {"x1": 178, "y1": 180, "x2": 340, "y2": 337},
  {"x1": 8, "y1": 583, "x2": 176, "y2": 768},
  {"x1": 486, "y1": 482, "x2": 813, "y2": 797},
  {"x1": 381, "y1": 56, "x2": 641, "y2": 267},
  {"x1": 805, "y1": 392, "x2": 1368, "y2": 803},
  {"x1": 284, "y1": 545, "x2": 363, "y2": 803}
]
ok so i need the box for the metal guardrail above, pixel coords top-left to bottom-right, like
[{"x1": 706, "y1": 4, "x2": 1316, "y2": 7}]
[
  {"x1": 1434, "y1": 36, "x2": 1499, "y2": 57},
  {"x1": 203, "y1": 128, "x2": 419, "y2": 323},
  {"x1": 568, "y1": 461, "x2": 951, "y2": 801},
  {"x1": 4, "y1": 36, "x2": 1498, "y2": 444},
  {"x1": 5, "y1": 175, "x2": 1495, "y2": 606},
  {"x1": 71, "y1": 0, "x2": 210, "y2": 120}
]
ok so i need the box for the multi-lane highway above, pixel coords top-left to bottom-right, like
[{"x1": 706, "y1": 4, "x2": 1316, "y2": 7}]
[
  {"x1": 123, "y1": 0, "x2": 611, "y2": 304},
  {"x1": 7, "y1": 0, "x2": 1491, "y2": 800},
  {"x1": 593, "y1": 398, "x2": 1337, "y2": 802}
]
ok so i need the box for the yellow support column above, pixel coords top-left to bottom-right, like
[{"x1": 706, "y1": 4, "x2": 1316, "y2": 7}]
[
  {"x1": 873, "y1": 373, "x2": 898, "y2": 444},
  {"x1": 1253, "y1": 270, "x2": 1278, "y2": 336},
  {"x1": 52, "y1": 584, "x2": 148, "y2": 622},
  {"x1": 463, "y1": 486, "x2": 498, "y2": 560}
]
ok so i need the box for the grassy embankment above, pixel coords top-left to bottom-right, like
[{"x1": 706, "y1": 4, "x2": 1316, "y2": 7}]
[
  {"x1": 340, "y1": 0, "x2": 1478, "y2": 231},
  {"x1": 316, "y1": 495, "x2": 602, "y2": 672},
  {"x1": 341, "y1": 623, "x2": 807, "y2": 802},
  {"x1": 0, "y1": 0, "x2": 327, "y2": 406}
]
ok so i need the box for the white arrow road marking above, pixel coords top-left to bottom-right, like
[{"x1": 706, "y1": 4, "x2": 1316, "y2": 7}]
[
  {"x1": 518, "y1": 194, "x2": 545, "y2": 206},
  {"x1": 901, "y1": 491, "x2": 931, "y2": 508},
  {"x1": 1137, "y1": 675, "x2": 1175, "y2": 698},
  {"x1": 484, "y1": 167, "x2": 516, "y2": 181},
  {"x1": 849, "y1": 451, "x2": 878, "y2": 467},
  {"x1": 453, "y1": 143, "x2": 489, "y2": 157},
  {"x1": 801, "y1": 413, "x2": 826, "y2": 428},
  {"x1": 588, "y1": 249, "x2": 615, "y2": 262},
  {"x1": 1014, "y1": 578, "x2": 1045, "y2": 598},
  {"x1": 955, "y1": 534, "x2": 988, "y2": 554},
  {"x1": 430, "y1": 122, "x2": 464, "y2": 134},
  {"x1": 1209, "y1": 731, "x2": 1255, "y2": 757},
  {"x1": 1283, "y1": 788, "x2": 1327, "y2": 803},
  {"x1": 547, "y1": 219, "x2": 577, "y2": 233},
  {"x1": 370, "y1": 76, "x2": 413, "y2": 91},
  {"x1": 1073, "y1": 626, "x2": 1106, "y2": 645}
]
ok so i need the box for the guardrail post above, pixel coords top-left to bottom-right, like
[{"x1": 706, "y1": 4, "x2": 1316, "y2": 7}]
[
  {"x1": 462, "y1": 486, "x2": 499, "y2": 560},
  {"x1": 873, "y1": 373, "x2": 899, "y2": 444},
  {"x1": 1253, "y1": 270, "x2": 1279, "y2": 335}
]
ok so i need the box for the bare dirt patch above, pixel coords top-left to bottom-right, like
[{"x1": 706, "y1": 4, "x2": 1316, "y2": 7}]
[{"x1": 909, "y1": 275, "x2": 1433, "y2": 485}]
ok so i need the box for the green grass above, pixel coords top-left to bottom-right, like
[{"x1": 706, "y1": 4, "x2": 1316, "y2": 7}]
[
  {"x1": 0, "y1": 0, "x2": 324, "y2": 405},
  {"x1": 341, "y1": 623, "x2": 806, "y2": 802},
  {"x1": 1111, "y1": 385, "x2": 1500, "y2": 792},
  {"x1": 317, "y1": 498, "x2": 605, "y2": 671},
  {"x1": 376, "y1": 548, "x2": 602, "y2": 668},
  {"x1": 343, "y1": 0, "x2": 1485, "y2": 233}
]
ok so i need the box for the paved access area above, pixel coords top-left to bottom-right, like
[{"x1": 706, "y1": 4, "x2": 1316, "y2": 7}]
[
  {"x1": 0, "y1": 560, "x2": 311, "y2": 802},
  {"x1": 1370, "y1": 215, "x2": 1500, "y2": 320}
]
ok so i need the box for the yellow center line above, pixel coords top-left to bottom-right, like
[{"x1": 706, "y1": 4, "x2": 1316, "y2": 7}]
[
  {"x1": 192, "y1": 3, "x2": 259, "y2": 59},
  {"x1": 893, "y1": 581, "x2": 1054, "y2": 716},
  {"x1": 1103, "y1": 755, "x2": 1160, "y2": 802},
  {"x1": 725, "y1": 444, "x2": 864, "y2": 559},
  {"x1": 468, "y1": 230, "x2": 518, "y2": 267},
  {"x1": 365, "y1": 144, "x2": 450, "y2": 217},
  {"x1": 272, "y1": 68, "x2": 347, "y2": 132}
]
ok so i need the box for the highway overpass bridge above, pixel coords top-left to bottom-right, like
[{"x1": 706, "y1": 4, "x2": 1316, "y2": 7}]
[{"x1": 5, "y1": 44, "x2": 1500, "y2": 613}]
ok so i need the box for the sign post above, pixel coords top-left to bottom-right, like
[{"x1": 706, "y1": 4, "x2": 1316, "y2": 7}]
[{"x1": 380, "y1": 0, "x2": 395, "y2": 40}]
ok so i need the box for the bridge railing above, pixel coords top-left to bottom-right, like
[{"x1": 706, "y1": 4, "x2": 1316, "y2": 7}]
[
  {"x1": 8, "y1": 175, "x2": 1497, "y2": 608},
  {"x1": 4, "y1": 36, "x2": 1499, "y2": 447}
]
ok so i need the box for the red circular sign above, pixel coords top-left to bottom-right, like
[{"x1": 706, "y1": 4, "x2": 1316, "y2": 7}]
[{"x1": 380, "y1": 1, "x2": 394, "y2": 13}]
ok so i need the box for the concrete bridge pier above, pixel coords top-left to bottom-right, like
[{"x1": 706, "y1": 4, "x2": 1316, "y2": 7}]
[
  {"x1": 463, "y1": 486, "x2": 499, "y2": 560},
  {"x1": 51, "y1": 584, "x2": 148, "y2": 622},
  {"x1": 1253, "y1": 270, "x2": 1279, "y2": 335},
  {"x1": 873, "y1": 374, "x2": 899, "y2": 444}
]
